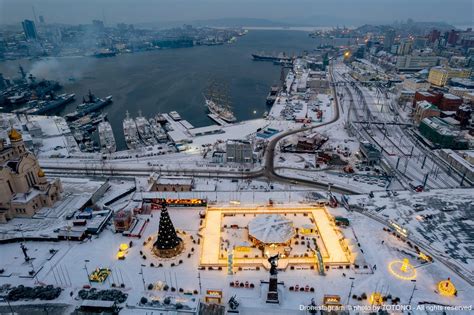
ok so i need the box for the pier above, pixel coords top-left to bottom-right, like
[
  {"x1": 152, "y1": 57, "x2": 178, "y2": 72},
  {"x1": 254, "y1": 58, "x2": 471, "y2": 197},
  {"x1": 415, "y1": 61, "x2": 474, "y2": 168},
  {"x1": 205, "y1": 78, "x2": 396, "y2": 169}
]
[
  {"x1": 208, "y1": 113, "x2": 229, "y2": 126},
  {"x1": 179, "y1": 120, "x2": 194, "y2": 129}
]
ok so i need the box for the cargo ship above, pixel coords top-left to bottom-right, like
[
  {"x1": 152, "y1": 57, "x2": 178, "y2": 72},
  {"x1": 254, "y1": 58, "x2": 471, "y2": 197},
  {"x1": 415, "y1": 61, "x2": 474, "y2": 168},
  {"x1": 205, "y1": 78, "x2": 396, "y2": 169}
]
[
  {"x1": 65, "y1": 90, "x2": 112, "y2": 121},
  {"x1": 266, "y1": 85, "x2": 279, "y2": 106},
  {"x1": 98, "y1": 121, "x2": 117, "y2": 153},
  {"x1": 252, "y1": 52, "x2": 293, "y2": 62},
  {"x1": 93, "y1": 49, "x2": 117, "y2": 58}
]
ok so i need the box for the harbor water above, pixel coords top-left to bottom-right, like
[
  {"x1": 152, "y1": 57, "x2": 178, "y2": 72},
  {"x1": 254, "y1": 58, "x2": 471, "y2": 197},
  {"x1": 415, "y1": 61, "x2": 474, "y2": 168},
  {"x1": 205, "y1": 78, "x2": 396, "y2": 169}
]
[{"x1": 0, "y1": 30, "x2": 351, "y2": 150}]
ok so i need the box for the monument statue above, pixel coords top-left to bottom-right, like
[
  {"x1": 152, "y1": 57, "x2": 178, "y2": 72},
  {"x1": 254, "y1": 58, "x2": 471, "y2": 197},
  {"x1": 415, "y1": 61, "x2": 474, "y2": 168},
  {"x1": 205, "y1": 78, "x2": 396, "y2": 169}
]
[
  {"x1": 308, "y1": 298, "x2": 318, "y2": 314},
  {"x1": 266, "y1": 253, "x2": 280, "y2": 304},
  {"x1": 268, "y1": 254, "x2": 280, "y2": 276},
  {"x1": 20, "y1": 243, "x2": 30, "y2": 262},
  {"x1": 228, "y1": 295, "x2": 239, "y2": 311}
]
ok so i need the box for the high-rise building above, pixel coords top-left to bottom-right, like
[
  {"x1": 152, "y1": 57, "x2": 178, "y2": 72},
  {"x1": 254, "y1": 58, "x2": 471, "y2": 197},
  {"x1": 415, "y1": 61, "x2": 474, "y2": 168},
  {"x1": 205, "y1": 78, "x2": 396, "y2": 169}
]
[
  {"x1": 21, "y1": 19, "x2": 38, "y2": 40},
  {"x1": 383, "y1": 29, "x2": 396, "y2": 52},
  {"x1": 397, "y1": 39, "x2": 413, "y2": 55},
  {"x1": 447, "y1": 30, "x2": 460, "y2": 45},
  {"x1": 413, "y1": 37, "x2": 428, "y2": 49},
  {"x1": 92, "y1": 20, "x2": 105, "y2": 31},
  {"x1": 428, "y1": 29, "x2": 441, "y2": 43}
]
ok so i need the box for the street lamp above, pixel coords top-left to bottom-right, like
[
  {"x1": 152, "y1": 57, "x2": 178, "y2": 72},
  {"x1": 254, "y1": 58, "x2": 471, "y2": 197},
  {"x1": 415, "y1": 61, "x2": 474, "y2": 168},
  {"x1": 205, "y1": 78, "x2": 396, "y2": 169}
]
[
  {"x1": 408, "y1": 279, "x2": 417, "y2": 305},
  {"x1": 139, "y1": 264, "x2": 146, "y2": 290},
  {"x1": 347, "y1": 277, "x2": 355, "y2": 304},
  {"x1": 198, "y1": 272, "x2": 202, "y2": 295},
  {"x1": 84, "y1": 260, "x2": 91, "y2": 285}
]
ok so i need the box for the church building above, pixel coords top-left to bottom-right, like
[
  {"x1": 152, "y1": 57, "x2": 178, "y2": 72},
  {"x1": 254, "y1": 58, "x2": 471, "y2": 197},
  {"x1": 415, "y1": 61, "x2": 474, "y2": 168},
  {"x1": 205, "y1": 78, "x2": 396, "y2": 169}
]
[{"x1": 0, "y1": 128, "x2": 62, "y2": 223}]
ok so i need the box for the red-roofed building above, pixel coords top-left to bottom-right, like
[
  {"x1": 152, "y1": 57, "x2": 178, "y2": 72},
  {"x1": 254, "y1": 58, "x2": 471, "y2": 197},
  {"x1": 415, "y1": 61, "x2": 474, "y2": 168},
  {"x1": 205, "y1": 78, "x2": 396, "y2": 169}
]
[
  {"x1": 439, "y1": 93, "x2": 463, "y2": 111},
  {"x1": 412, "y1": 90, "x2": 442, "y2": 108}
]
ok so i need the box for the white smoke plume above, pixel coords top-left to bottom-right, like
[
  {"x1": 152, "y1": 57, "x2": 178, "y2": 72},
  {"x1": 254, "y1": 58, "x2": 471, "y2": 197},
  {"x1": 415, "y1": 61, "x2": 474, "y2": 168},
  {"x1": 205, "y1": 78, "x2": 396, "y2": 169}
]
[{"x1": 28, "y1": 57, "x2": 87, "y2": 83}]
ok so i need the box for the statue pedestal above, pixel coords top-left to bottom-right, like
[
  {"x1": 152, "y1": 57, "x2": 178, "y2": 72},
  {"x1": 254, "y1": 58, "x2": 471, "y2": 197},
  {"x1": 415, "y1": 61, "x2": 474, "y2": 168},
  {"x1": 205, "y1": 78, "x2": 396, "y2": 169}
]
[{"x1": 266, "y1": 275, "x2": 279, "y2": 304}]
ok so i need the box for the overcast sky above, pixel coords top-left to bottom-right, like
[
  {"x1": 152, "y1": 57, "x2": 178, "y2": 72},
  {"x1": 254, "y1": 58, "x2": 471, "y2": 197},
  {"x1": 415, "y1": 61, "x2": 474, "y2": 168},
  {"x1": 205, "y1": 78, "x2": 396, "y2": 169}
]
[{"x1": 0, "y1": 0, "x2": 472, "y2": 26}]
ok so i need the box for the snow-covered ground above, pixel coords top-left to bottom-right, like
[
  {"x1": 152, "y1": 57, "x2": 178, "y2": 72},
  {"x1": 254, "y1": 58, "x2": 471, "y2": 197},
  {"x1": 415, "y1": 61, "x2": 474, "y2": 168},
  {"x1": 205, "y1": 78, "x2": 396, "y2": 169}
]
[
  {"x1": 348, "y1": 189, "x2": 474, "y2": 273},
  {"x1": 269, "y1": 92, "x2": 334, "y2": 124},
  {"x1": 1, "y1": 186, "x2": 472, "y2": 314}
]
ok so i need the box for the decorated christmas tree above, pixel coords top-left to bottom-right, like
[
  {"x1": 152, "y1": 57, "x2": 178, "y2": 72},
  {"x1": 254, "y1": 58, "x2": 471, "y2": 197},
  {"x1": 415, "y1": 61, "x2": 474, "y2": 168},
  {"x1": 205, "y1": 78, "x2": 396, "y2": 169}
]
[{"x1": 153, "y1": 206, "x2": 183, "y2": 257}]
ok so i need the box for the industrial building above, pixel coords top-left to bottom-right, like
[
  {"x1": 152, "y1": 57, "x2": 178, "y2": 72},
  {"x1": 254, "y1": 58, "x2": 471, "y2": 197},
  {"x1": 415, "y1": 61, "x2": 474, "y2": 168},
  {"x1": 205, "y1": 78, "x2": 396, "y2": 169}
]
[
  {"x1": 438, "y1": 149, "x2": 474, "y2": 184},
  {"x1": 396, "y1": 55, "x2": 440, "y2": 71},
  {"x1": 147, "y1": 173, "x2": 194, "y2": 192},
  {"x1": 226, "y1": 139, "x2": 253, "y2": 163},
  {"x1": 428, "y1": 66, "x2": 471, "y2": 87},
  {"x1": 418, "y1": 117, "x2": 468, "y2": 149},
  {"x1": 359, "y1": 141, "x2": 381, "y2": 165},
  {"x1": 403, "y1": 78, "x2": 430, "y2": 91},
  {"x1": 307, "y1": 71, "x2": 330, "y2": 93}
]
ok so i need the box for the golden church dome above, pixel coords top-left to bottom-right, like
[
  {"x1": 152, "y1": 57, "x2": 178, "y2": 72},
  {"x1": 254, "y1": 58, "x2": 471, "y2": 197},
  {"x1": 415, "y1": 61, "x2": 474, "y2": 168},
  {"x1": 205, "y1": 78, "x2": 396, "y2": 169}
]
[
  {"x1": 38, "y1": 168, "x2": 45, "y2": 177},
  {"x1": 8, "y1": 128, "x2": 23, "y2": 141}
]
